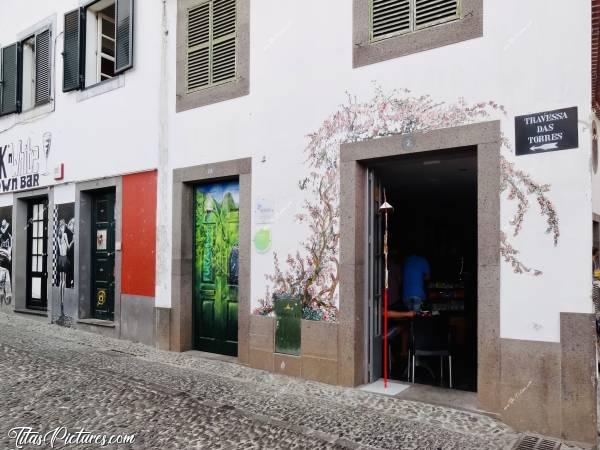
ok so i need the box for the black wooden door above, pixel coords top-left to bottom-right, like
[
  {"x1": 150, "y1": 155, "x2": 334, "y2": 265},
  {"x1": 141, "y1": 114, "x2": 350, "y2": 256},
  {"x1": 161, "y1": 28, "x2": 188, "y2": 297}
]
[
  {"x1": 91, "y1": 190, "x2": 115, "y2": 321},
  {"x1": 26, "y1": 199, "x2": 48, "y2": 310}
]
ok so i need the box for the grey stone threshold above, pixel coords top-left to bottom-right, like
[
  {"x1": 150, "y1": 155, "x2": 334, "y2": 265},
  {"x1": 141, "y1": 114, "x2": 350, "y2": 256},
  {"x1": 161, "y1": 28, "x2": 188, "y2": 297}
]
[
  {"x1": 77, "y1": 318, "x2": 116, "y2": 328},
  {"x1": 14, "y1": 308, "x2": 48, "y2": 317}
]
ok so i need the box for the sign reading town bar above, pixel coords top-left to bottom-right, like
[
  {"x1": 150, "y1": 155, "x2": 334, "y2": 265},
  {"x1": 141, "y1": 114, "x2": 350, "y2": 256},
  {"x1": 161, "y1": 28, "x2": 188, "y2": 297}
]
[
  {"x1": 515, "y1": 107, "x2": 578, "y2": 156},
  {"x1": 0, "y1": 133, "x2": 51, "y2": 193}
]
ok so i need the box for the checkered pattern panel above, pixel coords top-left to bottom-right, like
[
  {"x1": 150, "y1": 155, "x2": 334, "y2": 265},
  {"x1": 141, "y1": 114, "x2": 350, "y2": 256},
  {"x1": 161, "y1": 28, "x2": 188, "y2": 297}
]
[{"x1": 52, "y1": 205, "x2": 58, "y2": 287}]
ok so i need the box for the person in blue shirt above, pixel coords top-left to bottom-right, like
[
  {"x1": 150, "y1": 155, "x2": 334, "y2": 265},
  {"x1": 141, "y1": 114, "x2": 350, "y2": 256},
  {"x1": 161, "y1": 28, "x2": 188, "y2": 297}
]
[{"x1": 402, "y1": 250, "x2": 431, "y2": 312}]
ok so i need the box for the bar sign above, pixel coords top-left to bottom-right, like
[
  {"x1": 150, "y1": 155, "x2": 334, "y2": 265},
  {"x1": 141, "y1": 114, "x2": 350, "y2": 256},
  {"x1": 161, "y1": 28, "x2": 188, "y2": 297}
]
[{"x1": 514, "y1": 107, "x2": 578, "y2": 156}]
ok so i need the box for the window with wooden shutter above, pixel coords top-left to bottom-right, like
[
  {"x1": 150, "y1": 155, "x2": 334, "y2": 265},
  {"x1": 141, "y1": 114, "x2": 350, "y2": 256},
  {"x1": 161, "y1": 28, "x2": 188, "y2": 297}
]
[
  {"x1": 370, "y1": 0, "x2": 460, "y2": 42},
  {"x1": 115, "y1": 0, "x2": 134, "y2": 73},
  {"x1": 186, "y1": 0, "x2": 237, "y2": 93},
  {"x1": 63, "y1": 8, "x2": 84, "y2": 92},
  {"x1": 0, "y1": 43, "x2": 20, "y2": 116},
  {"x1": 35, "y1": 29, "x2": 52, "y2": 106}
]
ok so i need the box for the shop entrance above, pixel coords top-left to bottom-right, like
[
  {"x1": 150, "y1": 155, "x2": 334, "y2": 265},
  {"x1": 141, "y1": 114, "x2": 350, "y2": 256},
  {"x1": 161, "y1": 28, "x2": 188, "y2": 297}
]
[
  {"x1": 91, "y1": 189, "x2": 116, "y2": 321},
  {"x1": 192, "y1": 180, "x2": 240, "y2": 357},
  {"x1": 26, "y1": 198, "x2": 48, "y2": 310},
  {"x1": 367, "y1": 147, "x2": 478, "y2": 392}
]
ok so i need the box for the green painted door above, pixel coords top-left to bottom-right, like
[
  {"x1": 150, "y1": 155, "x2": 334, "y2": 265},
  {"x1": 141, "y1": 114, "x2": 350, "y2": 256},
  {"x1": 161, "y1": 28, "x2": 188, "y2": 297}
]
[
  {"x1": 91, "y1": 190, "x2": 115, "y2": 321},
  {"x1": 193, "y1": 181, "x2": 240, "y2": 356}
]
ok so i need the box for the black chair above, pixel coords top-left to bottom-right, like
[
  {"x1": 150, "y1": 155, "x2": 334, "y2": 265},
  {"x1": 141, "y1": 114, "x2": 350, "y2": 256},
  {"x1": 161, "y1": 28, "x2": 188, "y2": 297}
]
[{"x1": 409, "y1": 316, "x2": 453, "y2": 388}]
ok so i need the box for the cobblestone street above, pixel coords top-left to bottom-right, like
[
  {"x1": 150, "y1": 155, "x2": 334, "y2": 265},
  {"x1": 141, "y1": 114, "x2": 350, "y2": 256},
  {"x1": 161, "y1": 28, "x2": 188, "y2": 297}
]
[{"x1": 0, "y1": 312, "x2": 579, "y2": 449}]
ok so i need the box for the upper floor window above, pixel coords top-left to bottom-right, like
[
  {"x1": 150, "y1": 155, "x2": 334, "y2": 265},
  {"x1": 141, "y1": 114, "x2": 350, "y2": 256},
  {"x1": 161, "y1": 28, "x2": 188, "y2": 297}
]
[
  {"x1": 353, "y1": 0, "x2": 483, "y2": 68},
  {"x1": 370, "y1": 0, "x2": 460, "y2": 42},
  {"x1": 0, "y1": 26, "x2": 52, "y2": 116},
  {"x1": 176, "y1": 0, "x2": 249, "y2": 112},
  {"x1": 63, "y1": 0, "x2": 133, "y2": 92},
  {"x1": 187, "y1": 0, "x2": 236, "y2": 92}
]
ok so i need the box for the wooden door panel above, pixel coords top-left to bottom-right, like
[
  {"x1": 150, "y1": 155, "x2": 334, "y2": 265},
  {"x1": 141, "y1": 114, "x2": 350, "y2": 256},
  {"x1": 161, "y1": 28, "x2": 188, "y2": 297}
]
[
  {"x1": 26, "y1": 199, "x2": 48, "y2": 310},
  {"x1": 91, "y1": 191, "x2": 115, "y2": 321},
  {"x1": 193, "y1": 181, "x2": 240, "y2": 356}
]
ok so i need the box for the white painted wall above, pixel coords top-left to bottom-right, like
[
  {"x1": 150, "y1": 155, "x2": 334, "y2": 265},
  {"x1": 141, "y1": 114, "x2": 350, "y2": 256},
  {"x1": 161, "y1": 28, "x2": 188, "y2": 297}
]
[
  {"x1": 164, "y1": 0, "x2": 593, "y2": 342},
  {"x1": 0, "y1": 0, "x2": 163, "y2": 201},
  {"x1": 0, "y1": 0, "x2": 593, "y2": 342}
]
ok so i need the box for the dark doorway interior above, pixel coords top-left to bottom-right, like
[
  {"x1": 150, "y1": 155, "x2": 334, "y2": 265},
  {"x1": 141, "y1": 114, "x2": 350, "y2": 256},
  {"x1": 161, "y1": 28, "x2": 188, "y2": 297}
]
[
  {"x1": 369, "y1": 147, "x2": 478, "y2": 392},
  {"x1": 26, "y1": 198, "x2": 48, "y2": 310}
]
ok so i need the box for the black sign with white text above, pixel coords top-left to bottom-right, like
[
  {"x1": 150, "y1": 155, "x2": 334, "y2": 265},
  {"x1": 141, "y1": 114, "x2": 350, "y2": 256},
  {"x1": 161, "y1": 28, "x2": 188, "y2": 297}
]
[{"x1": 514, "y1": 107, "x2": 578, "y2": 156}]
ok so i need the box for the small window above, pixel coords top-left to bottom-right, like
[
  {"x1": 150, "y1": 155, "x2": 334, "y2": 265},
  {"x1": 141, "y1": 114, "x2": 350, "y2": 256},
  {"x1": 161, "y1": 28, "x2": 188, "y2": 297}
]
[
  {"x1": 176, "y1": 0, "x2": 249, "y2": 112},
  {"x1": 353, "y1": 0, "x2": 482, "y2": 68},
  {"x1": 186, "y1": 0, "x2": 237, "y2": 93},
  {"x1": 370, "y1": 0, "x2": 460, "y2": 42},
  {"x1": 0, "y1": 27, "x2": 52, "y2": 116},
  {"x1": 63, "y1": 0, "x2": 134, "y2": 92}
]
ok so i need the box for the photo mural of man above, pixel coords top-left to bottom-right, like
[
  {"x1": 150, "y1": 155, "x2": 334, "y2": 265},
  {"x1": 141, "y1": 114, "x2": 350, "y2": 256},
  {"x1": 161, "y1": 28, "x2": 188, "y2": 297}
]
[{"x1": 0, "y1": 206, "x2": 13, "y2": 307}]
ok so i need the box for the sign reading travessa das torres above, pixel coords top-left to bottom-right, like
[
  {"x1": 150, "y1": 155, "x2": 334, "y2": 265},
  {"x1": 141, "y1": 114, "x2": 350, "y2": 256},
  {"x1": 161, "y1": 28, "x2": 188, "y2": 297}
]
[
  {"x1": 515, "y1": 107, "x2": 578, "y2": 156},
  {"x1": 0, "y1": 133, "x2": 51, "y2": 193}
]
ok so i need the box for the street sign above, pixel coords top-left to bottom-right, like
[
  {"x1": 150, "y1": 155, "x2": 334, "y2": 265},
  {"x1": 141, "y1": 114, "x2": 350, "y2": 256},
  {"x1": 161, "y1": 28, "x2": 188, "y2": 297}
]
[{"x1": 514, "y1": 107, "x2": 578, "y2": 156}]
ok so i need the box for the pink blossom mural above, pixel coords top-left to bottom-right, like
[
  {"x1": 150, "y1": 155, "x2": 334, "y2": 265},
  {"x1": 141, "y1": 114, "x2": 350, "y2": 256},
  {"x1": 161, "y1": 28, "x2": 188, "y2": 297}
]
[{"x1": 255, "y1": 86, "x2": 559, "y2": 320}]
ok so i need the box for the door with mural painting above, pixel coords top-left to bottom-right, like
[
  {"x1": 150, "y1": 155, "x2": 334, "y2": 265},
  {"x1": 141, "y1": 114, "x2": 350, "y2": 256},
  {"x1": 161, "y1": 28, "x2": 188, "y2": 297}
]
[
  {"x1": 26, "y1": 198, "x2": 48, "y2": 310},
  {"x1": 91, "y1": 190, "x2": 115, "y2": 321},
  {"x1": 193, "y1": 180, "x2": 240, "y2": 356}
]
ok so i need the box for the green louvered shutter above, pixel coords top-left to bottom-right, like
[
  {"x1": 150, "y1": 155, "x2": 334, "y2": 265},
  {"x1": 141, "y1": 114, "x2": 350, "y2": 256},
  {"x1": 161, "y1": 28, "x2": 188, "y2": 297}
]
[
  {"x1": 414, "y1": 0, "x2": 460, "y2": 29},
  {"x1": 63, "y1": 8, "x2": 84, "y2": 92},
  {"x1": 35, "y1": 29, "x2": 52, "y2": 105},
  {"x1": 115, "y1": 0, "x2": 134, "y2": 73},
  {"x1": 0, "y1": 43, "x2": 20, "y2": 115},
  {"x1": 186, "y1": 0, "x2": 236, "y2": 93},
  {"x1": 371, "y1": 0, "x2": 411, "y2": 41}
]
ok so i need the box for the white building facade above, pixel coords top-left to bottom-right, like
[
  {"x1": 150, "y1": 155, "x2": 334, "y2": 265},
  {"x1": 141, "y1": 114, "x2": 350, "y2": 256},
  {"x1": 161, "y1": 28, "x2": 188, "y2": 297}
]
[{"x1": 0, "y1": 0, "x2": 597, "y2": 444}]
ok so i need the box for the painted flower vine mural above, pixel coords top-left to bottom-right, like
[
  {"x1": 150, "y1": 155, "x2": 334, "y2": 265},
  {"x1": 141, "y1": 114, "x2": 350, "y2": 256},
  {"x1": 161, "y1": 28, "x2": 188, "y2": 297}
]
[{"x1": 255, "y1": 86, "x2": 559, "y2": 321}]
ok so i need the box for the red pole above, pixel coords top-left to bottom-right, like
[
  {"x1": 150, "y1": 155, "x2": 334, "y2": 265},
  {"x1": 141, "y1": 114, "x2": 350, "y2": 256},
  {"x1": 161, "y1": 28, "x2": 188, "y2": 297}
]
[
  {"x1": 383, "y1": 284, "x2": 388, "y2": 388},
  {"x1": 380, "y1": 189, "x2": 392, "y2": 390}
]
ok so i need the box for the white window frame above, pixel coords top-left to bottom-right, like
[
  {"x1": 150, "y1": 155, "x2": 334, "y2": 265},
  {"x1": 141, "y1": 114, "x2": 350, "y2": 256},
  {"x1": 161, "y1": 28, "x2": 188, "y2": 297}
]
[
  {"x1": 20, "y1": 34, "x2": 37, "y2": 113},
  {"x1": 97, "y1": 11, "x2": 116, "y2": 82}
]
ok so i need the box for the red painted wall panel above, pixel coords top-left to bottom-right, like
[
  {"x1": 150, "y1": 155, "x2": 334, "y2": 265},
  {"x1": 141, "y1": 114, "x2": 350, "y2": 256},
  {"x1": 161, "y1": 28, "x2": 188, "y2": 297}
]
[{"x1": 122, "y1": 171, "x2": 157, "y2": 297}]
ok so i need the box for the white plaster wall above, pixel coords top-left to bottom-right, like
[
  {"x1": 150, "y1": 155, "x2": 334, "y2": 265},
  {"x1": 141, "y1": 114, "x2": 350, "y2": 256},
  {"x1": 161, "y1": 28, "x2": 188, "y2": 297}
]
[
  {"x1": 592, "y1": 114, "x2": 600, "y2": 215},
  {"x1": 0, "y1": 0, "x2": 162, "y2": 192},
  {"x1": 53, "y1": 183, "x2": 76, "y2": 205},
  {"x1": 164, "y1": 0, "x2": 593, "y2": 342}
]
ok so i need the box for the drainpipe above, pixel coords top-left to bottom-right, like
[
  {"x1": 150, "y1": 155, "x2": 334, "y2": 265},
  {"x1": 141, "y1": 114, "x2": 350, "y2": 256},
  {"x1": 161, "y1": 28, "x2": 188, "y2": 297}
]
[{"x1": 155, "y1": 0, "x2": 171, "y2": 335}]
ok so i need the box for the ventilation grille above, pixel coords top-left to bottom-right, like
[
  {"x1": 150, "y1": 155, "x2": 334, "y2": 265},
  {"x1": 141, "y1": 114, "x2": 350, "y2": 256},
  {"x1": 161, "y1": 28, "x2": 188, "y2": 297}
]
[
  {"x1": 213, "y1": 0, "x2": 236, "y2": 39},
  {"x1": 372, "y1": 0, "x2": 411, "y2": 40},
  {"x1": 370, "y1": 0, "x2": 460, "y2": 41},
  {"x1": 415, "y1": 0, "x2": 459, "y2": 29},
  {"x1": 513, "y1": 434, "x2": 561, "y2": 450},
  {"x1": 187, "y1": 0, "x2": 236, "y2": 93},
  {"x1": 35, "y1": 30, "x2": 51, "y2": 105},
  {"x1": 188, "y1": 3, "x2": 210, "y2": 48}
]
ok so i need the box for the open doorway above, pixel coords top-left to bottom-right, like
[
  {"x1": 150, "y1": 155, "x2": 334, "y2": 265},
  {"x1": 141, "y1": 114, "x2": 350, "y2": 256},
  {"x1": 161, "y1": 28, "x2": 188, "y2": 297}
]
[{"x1": 367, "y1": 147, "x2": 478, "y2": 393}]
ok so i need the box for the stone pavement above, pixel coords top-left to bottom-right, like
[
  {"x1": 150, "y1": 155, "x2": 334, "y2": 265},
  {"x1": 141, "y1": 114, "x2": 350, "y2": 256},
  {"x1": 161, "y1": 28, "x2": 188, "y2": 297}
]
[{"x1": 0, "y1": 312, "x2": 585, "y2": 449}]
